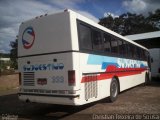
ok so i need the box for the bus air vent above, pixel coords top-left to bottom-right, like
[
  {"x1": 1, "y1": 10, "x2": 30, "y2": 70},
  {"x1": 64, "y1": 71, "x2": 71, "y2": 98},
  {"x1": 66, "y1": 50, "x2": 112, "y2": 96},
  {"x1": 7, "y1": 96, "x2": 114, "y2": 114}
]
[
  {"x1": 23, "y1": 72, "x2": 35, "y2": 86},
  {"x1": 84, "y1": 75, "x2": 98, "y2": 101}
]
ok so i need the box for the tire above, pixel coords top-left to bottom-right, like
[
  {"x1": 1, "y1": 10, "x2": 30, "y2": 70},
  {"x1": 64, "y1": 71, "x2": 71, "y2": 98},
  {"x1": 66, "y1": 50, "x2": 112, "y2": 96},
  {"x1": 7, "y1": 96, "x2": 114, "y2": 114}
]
[{"x1": 109, "y1": 78, "x2": 119, "y2": 102}]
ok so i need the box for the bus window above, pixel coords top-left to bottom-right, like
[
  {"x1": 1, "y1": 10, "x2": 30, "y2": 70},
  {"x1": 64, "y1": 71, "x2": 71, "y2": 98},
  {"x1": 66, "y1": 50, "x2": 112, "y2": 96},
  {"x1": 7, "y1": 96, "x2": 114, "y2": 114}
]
[
  {"x1": 123, "y1": 41, "x2": 128, "y2": 57},
  {"x1": 136, "y1": 47, "x2": 141, "y2": 59},
  {"x1": 79, "y1": 24, "x2": 92, "y2": 50},
  {"x1": 92, "y1": 30, "x2": 103, "y2": 51},
  {"x1": 144, "y1": 51, "x2": 148, "y2": 60},
  {"x1": 128, "y1": 44, "x2": 134, "y2": 58},
  {"x1": 103, "y1": 33, "x2": 111, "y2": 52},
  {"x1": 133, "y1": 46, "x2": 138, "y2": 59},
  {"x1": 132, "y1": 45, "x2": 137, "y2": 58},
  {"x1": 118, "y1": 39, "x2": 123, "y2": 56},
  {"x1": 110, "y1": 37, "x2": 118, "y2": 54},
  {"x1": 141, "y1": 49, "x2": 146, "y2": 60}
]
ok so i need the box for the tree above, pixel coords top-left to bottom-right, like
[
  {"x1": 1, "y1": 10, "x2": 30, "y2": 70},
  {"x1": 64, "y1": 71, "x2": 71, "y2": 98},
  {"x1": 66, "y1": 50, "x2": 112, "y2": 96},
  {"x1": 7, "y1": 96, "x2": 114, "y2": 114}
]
[
  {"x1": 147, "y1": 9, "x2": 160, "y2": 29},
  {"x1": 0, "y1": 53, "x2": 10, "y2": 71},
  {"x1": 99, "y1": 9, "x2": 160, "y2": 35},
  {"x1": 10, "y1": 39, "x2": 18, "y2": 69}
]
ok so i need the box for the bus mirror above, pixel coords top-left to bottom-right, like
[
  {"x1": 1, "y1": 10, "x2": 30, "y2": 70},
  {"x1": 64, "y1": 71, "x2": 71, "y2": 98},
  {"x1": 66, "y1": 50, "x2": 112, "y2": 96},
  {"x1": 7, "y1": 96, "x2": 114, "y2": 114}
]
[{"x1": 151, "y1": 58, "x2": 153, "y2": 63}]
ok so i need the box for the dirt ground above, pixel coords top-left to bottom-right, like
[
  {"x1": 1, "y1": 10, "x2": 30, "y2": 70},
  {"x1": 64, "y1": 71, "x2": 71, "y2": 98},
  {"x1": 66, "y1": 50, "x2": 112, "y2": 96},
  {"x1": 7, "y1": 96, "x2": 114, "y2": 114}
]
[
  {"x1": 0, "y1": 80, "x2": 160, "y2": 120},
  {"x1": 0, "y1": 74, "x2": 19, "y2": 91}
]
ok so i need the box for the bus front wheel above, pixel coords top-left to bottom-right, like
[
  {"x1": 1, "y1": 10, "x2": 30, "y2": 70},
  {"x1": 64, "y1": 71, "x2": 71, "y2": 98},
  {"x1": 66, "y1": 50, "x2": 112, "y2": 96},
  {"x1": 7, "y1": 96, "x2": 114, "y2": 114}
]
[{"x1": 109, "y1": 78, "x2": 119, "y2": 102}]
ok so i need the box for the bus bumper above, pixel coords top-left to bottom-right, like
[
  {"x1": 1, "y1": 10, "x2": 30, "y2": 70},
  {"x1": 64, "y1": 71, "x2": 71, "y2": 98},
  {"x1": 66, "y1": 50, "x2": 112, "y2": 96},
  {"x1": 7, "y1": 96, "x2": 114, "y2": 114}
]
[{"x1": 18, "y1": 93, "x2": 81, "y2": 105}]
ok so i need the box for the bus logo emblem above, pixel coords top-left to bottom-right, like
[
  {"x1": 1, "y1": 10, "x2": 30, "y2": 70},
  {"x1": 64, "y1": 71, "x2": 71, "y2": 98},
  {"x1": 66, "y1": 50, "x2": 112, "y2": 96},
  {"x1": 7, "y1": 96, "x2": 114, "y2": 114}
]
[{"x1": 22, "y1": 26, "x2": 35, "y2": 49}]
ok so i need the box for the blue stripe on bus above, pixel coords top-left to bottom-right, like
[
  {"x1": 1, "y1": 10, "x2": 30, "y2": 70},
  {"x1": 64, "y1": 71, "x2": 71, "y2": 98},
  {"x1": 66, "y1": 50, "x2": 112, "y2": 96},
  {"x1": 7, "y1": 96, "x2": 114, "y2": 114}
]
[
  {"x1": 87, "y1": 54, "x2": 117, "y2": 65},
  {"x1": 87, "y1": 54, "x2": 148, "y2": 70}
]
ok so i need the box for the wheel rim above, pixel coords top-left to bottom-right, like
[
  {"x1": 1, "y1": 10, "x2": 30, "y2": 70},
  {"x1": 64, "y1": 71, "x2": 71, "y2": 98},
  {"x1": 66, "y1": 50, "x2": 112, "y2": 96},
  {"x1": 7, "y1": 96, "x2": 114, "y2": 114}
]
[{"x1": 111, "y1": 81, "x2": 118, "y2": 97}]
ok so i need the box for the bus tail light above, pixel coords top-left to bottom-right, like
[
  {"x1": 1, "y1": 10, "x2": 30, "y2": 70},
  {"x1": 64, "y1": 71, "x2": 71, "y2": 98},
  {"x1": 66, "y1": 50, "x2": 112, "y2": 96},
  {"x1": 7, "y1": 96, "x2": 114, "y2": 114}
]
[
  {"x1": 19, "y1": 72, "x2": 21, "y2": 85},
  {"x1": 68, "y1": 70, "x2": 75, "y2": 86}
]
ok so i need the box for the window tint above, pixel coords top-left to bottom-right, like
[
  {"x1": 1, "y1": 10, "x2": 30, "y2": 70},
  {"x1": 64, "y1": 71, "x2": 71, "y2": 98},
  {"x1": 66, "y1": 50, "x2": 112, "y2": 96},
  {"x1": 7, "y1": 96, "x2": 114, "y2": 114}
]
[
  {"x1": 92, "y1": 30, "x2": 103, "y2": 51},
  {"x1": 141, "y1": 49, "x2": 146, "y2": 60},
  {"x1": 136, "y1": 47, "x2": 141, "y2": 59},
  {"x1": 103, "y1": 33, "x2": 111, "y2": 52},
  {"x1": 128, "y1": 44, "x2": 134, "y2": 58},
  {"x1": 118, "y1": 39, "x2": 123, "y2": 55},
  {"x1": 79, "y1": 24, "x2": 92, "y2": 50},
  {"x1": 122, "y1": 41, "x2": 128, "y2": 56},
  {"x1": 144, "y1": 51, "x2": 148, "y2": 60},
  {"x1": 110, "y1": 37, "x2": 118, "y2": 54}
]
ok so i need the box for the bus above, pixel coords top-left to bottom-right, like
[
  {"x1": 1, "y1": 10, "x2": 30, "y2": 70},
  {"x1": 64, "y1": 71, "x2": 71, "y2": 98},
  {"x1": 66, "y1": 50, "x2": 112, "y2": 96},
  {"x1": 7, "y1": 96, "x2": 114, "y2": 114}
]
[{"x1": 18, "y1": 9, "x2": 151, "y2": 105}]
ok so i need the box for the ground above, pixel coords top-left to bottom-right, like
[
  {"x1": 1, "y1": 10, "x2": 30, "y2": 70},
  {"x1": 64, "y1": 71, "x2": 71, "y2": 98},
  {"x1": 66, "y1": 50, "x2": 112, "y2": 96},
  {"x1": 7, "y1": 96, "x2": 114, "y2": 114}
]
[
  {"x1": 0, "y1": 78, "x2": 160, "y2": 120},
  {"x1": 0, "y1": 74, "x2": 19, "y2": 91}
]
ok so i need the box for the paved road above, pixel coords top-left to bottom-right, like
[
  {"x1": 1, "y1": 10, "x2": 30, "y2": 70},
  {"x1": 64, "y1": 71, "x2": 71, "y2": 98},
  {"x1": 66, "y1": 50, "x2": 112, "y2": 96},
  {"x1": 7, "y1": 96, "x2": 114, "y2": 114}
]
[{"x1": 0, "y1": 80, "x2": 160, "y2": 120}]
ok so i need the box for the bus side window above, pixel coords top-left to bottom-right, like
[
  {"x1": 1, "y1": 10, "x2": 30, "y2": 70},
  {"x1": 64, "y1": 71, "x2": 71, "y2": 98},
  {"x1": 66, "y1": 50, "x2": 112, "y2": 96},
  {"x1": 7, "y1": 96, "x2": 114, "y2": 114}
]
[
  {"x1": 123, "y1": 41, "x2": 128, "y2": 57},
  {"x1": 79, "y1": 24, "x2": 92, "y2": 50},
  {"x1": 135, "y1": 47, "x2": 137, "y2": 58},
  {"x1": 136, "y1": 47, "x2": 141, "y2": 59},
  {"x1": 127, "y1": 44, "x2": 132, "y2": 58},
  {"x1": 128, "y1": 44, "x2": 135, "y2": 58},
  {"x1": 132, "y1": 46, "x2": 137, "y2": 59},
  {"x1": 103, "y1": 33, "x2": 111, "y2": 52},
  {"x1": 144, "y1": 51, "x2": 148, "y2": 60},
  {"x1": 110, "y1": 36, "x2": 118, "y2": 54},
  {"x1": 141, "y1": 49, "x2": 145, "y2": 60},
  {"x1": 118, "y1": 39, "x2": 123, "y2": 56},
  {"x1": 92, "y1": 30, "x2": 103, "y2": 51}
]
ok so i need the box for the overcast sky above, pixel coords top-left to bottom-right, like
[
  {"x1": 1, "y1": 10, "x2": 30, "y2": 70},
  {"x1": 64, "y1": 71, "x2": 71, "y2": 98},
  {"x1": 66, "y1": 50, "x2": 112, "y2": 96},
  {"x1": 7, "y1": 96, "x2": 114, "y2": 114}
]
[{"x1": 0, "y1": 0, "x2": 160, "y2": 53}]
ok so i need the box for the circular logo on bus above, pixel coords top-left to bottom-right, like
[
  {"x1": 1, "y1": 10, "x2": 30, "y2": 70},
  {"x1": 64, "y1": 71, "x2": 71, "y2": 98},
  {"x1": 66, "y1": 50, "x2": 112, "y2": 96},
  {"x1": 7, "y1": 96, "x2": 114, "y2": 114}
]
[{"x1": 22, "y1": 27, "x2": 35, "y2": 49}]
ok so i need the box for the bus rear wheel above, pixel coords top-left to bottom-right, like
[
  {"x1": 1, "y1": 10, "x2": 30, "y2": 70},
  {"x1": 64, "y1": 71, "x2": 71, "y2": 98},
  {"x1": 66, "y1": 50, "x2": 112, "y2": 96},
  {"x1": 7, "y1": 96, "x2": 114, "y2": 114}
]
[{"x1": 109, "y1": 78, "x2": 119, "y2": 102}]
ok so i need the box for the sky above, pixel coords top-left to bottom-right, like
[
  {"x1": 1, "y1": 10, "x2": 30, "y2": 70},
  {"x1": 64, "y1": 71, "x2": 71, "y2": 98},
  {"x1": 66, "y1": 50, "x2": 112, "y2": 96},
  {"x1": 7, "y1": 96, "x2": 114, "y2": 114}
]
[{"x1": 0, "y1": 0, "x2": 160, "y2": 53}]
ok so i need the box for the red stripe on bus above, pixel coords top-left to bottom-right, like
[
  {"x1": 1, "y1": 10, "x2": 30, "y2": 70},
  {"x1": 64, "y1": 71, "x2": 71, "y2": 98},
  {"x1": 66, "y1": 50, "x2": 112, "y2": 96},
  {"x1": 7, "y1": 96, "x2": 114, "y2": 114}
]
[{"x1": 81, "y1": 66, "x2": 147, "y2": 83}]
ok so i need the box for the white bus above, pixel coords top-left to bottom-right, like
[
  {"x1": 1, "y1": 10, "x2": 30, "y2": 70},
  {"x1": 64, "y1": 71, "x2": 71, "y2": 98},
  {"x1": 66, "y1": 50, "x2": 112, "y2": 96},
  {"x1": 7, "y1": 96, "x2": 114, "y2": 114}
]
[{"x1": 18, "y1": 9, "x2": 151, "y2": 105}]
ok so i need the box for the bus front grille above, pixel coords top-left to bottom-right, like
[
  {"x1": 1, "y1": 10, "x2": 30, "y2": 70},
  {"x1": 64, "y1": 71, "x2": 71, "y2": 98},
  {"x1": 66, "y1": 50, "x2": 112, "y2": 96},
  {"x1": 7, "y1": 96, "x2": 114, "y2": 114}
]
[
  {"x1": 84, "y1": 75, "x2": 98, "y2": 100},
  {"x1": 23, "y1": 72, "x2": 35, "y2": 86}
]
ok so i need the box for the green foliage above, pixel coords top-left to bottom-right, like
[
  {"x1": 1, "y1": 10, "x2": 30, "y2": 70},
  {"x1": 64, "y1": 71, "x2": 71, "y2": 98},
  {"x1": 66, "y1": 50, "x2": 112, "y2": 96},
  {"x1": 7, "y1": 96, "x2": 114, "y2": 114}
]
[
  {"x1": 0, "y1": 60, "x2": 11, "y2": 70},
  {"x1": 147, "y1": 9, "x2": 160, "y2": 29},
  {"x1": 99, "y1": 9, "x2": 160, "y2": 35},
  {"x1": 0, "y1": 53, "x2": 10, "y2": 58},
  {"x1": 0, "y1": 53, "x2": 11, "y2": 74},
  {"x1": 10, "y1": 39, "x2": 18, "y2": 69}
]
